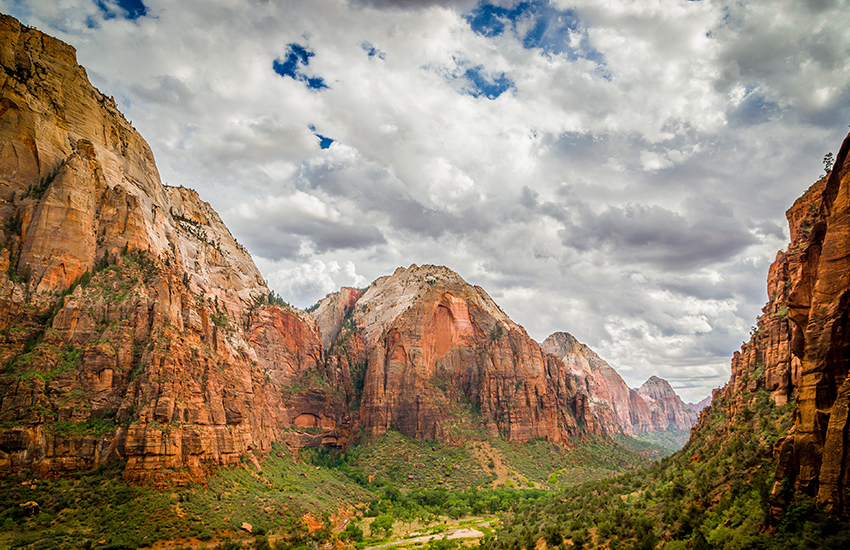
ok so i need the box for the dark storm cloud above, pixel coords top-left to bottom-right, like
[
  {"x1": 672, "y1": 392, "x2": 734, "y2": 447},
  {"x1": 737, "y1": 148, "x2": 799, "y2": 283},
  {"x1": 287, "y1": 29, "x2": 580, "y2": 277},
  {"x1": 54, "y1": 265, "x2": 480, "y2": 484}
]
[{"x1": 558, "y1": 198, "x2": 756, "y2": 271}]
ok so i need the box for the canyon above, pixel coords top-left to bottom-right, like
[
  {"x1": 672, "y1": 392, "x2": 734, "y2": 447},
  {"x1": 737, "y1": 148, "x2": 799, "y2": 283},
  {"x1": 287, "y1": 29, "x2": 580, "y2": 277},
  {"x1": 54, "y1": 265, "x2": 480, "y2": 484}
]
[{"x1": 0, "y1": 14, "x2": 697, "y2": 484}]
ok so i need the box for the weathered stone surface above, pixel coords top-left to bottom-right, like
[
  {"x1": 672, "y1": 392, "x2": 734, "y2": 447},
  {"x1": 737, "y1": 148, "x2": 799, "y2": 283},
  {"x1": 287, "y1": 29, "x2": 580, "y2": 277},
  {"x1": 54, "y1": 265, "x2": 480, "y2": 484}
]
[
  {"x1": 637, "y1": 376, "x2": 698, "y2": 433},
  {"x1": 788, "y1": 131, "x2": 850, "y2": 512},
  {"x1": 689, "y1": 131, "x2": 850, "y2": 515},
  {"x1": 0, "y1": 14, "x2": 339, "y2": 481},
  {"x1": 322, "y1": 265, "x2": 596, "y2": 444},
  {"x1": 310, "y1": 287, "x2": 362, "y2": 353}
]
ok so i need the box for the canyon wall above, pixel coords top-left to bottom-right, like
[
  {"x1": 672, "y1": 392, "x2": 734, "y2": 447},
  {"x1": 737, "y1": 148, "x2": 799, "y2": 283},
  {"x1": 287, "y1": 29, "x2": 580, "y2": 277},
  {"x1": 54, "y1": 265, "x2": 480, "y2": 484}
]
[
  {"x1": 0, "y1": 14, "x2": 342, "y2": 482},
  {"x1": 688, "y1": 130, "x2": 850, "y2": 515}
]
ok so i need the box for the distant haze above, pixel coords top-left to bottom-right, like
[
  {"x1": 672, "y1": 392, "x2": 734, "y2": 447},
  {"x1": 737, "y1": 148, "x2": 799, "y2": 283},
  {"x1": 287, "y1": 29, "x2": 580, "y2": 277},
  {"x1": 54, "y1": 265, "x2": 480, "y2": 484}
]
[{"x1": 6, "y1": 0, "x2": 848, "y2": 402}]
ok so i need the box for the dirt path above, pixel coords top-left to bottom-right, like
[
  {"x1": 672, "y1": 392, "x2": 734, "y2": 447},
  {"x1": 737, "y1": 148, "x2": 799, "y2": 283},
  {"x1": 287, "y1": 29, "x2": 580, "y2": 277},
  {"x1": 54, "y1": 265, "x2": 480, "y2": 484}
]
[{"x1": 364, "y1": 527, "x2": 485, "y2": 550}]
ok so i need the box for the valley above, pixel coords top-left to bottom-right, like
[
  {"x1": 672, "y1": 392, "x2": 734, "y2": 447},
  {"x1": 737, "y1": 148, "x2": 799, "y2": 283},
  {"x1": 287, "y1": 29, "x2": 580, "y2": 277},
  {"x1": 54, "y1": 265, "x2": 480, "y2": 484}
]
[{"x1": 0, "y1": 10, "x2": 849, "y2": 550}]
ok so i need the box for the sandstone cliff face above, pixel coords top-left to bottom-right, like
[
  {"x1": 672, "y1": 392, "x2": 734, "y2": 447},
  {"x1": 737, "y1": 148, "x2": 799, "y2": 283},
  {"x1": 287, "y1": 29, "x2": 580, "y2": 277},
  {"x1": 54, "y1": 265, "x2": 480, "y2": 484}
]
[
  {"x1": 313, "y1": 265, "x2": 597, "y2": 443},
  {"x1": 687, "y1": 131, "x2": 850, "y2": 515},
  {"x1": 541, "y1": 333, "x2": 697, "y2": 435},
  {"x1": 0, "y1": 15, "x2": 338, "y2": 481},
  {"x1": 637, "y1": 376, "x2": 698, "y2": 433},
  {"x1": 775, "y1": 131, "x2": 850, "y2": 513},
  {"x1": 310, "y1": 287, "x2": 362, "y2": 353}
]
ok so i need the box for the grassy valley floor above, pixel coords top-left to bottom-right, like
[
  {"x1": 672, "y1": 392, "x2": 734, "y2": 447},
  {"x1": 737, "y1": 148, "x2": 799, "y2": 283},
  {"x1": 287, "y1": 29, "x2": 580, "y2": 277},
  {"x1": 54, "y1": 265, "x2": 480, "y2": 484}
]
[{"x1": 0, "y1": 430, "x2": 666, "y2": 549}]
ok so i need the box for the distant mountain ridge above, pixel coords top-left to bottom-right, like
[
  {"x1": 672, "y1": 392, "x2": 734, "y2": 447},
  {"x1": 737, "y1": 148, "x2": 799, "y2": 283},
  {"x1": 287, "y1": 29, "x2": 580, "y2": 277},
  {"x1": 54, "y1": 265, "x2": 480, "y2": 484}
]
[{"x1": 541, "y1": 333, "x2": 698, "y2": 437}]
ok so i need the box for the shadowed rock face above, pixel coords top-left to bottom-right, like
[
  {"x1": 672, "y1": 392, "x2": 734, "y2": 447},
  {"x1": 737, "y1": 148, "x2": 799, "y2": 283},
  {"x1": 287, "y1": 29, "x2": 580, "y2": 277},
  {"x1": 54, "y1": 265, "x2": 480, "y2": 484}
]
[
  {"x1": 0, "y1": 14, "x2": 340, "y2": 482},
  {"x1": 686, "y1": 130, "x2": 850, "y2": 515},
  {"x1": 313, "y1": 265, "x2": 597, "y2": 443},
  {"x1": 542, "y1": 334, "x2": 697, "y2": 436}
]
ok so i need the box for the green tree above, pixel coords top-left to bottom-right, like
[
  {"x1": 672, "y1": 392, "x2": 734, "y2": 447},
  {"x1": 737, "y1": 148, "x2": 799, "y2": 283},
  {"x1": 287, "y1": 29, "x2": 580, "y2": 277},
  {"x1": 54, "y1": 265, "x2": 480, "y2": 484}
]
[
  {"x1": 371, "y1": 514, "x2": 394, "y2": 538},
  {"x1": 824, "y1": 152, "x2": 835, "y2": 174},
  {"x1": 342, "y1": 521, "x2": 364, "y2": 542}
]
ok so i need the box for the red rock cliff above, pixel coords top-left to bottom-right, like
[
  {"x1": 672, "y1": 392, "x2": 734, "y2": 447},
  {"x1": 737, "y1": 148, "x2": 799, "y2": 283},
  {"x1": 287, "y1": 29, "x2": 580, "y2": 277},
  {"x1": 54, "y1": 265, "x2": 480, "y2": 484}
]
[
  {"x1": 0, "y1": 14, "x2": 339, "y2": 481},
  {"x1": 313, "y1": 265, "x2": 598, "y2": 443},
  {"x1": 689, "y1": 130, "x2": 850, "y2": 515},
  {"x1": 542, "y1": 333, "x2": 697, "y2": 436}
]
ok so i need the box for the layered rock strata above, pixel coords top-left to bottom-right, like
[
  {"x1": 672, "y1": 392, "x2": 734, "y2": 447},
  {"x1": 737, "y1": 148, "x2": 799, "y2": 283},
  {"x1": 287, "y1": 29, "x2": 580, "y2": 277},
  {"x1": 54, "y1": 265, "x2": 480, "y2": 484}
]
[{"x1": 689, "y1": 130, "x2": 850, "y2": 515}]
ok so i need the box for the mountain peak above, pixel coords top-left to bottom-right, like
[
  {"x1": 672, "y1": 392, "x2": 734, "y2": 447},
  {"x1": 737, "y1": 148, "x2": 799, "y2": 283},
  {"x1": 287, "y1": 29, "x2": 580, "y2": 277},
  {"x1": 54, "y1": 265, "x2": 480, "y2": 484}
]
[{"x1": 638, "y1": 376, "x2": 676, "y2": 402}]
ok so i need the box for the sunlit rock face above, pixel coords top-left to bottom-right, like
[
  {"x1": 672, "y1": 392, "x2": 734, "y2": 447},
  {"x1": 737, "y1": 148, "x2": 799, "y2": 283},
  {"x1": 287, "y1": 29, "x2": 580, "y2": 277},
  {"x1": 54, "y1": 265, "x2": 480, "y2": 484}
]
[
  {"x1": 686, "y1": 130, "x2": 850, "y2": 515},
  {"x1": 314, "y1": 264, "x2": 598, "y2": 444},
  {"x1": 776, "y1": 131, "x2": 850, "y2": 513},
  {"x1": 0, "y1": 14, "x2": 338, "y2": 482},
  {"x1": 542, "y1": 334, "x2": 697, "y2": 436}
]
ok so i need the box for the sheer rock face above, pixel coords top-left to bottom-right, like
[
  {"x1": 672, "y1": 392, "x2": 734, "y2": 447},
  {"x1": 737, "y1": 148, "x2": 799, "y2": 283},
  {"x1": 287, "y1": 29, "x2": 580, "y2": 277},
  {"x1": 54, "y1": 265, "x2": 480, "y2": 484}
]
[
  {"x1": 688, "y1": 131, "x2": 850, "y2": 515},
  {"x1": 310, "y1": 287, "x2": 362, "y2": 353},
  {"x1": 778, "y1": 131, "x2": 850, "y2": 513},
  {"x1": 542, "y1": 333, "x2": 697, "y2": 435},
  {"x1": 637, "y1": 376, "x2": 699, "y2": 433},
  {"x1": 0, "y1": 15, "x2": 335, "y2": 481},
  {"x1": 314, "y1": 265, "x2": 596, "y2": 443}
]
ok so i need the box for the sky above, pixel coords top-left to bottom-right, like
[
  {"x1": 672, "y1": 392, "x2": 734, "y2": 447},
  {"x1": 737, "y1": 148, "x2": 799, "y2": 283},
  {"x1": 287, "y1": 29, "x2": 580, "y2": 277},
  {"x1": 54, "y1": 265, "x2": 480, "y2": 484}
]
[{"x1": 4, "y1": 0, "x2": 849, "y2": 402}]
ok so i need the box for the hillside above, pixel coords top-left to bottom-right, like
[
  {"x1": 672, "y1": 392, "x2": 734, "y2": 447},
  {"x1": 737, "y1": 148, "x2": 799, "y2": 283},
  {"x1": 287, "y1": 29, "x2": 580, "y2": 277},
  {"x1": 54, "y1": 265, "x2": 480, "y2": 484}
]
[{"x1": 484, "y1": 131, "x2": 850, "y2": 549}]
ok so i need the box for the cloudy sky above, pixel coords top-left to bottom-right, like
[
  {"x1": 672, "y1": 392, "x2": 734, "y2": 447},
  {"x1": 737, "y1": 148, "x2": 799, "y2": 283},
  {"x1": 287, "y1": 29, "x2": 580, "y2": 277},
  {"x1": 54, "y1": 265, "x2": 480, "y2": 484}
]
[{"x1": 5, "y1": 0, "x2": 849, "y2": 401}]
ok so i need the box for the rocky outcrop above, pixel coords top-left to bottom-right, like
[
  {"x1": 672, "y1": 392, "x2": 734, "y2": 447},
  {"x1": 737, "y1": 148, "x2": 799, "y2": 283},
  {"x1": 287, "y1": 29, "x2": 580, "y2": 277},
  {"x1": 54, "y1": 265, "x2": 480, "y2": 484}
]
[
  {"x1": 0, "y1": 14, "x2": 340, "y2": 481},
  {"x1": 774, "y1": 131, "x2": 850, "y2": 513},
  {"x1": 542, "y1": 333, "x2": 698, "y2": 435},
  {"x1": 310, "y1": 287, "x2": 362, "y2": 353},
  {"x1": 688, "y1": 395, "x2": 711, "y2": 412},
  {"x1": 687, "y1": 131, "x2": 850, "y2": 516},
  {"x1": 314, "y1": 265, "x2": 597, "y2": 443}
]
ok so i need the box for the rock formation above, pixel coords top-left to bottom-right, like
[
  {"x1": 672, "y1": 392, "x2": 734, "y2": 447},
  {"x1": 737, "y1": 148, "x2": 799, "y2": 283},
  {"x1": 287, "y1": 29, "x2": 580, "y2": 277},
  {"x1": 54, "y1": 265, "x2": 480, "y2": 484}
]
[
  {"x1": 541, "y1": 333, "x2": 698, "y2": 435},
  {"x1": 688, "y1": 395, "x2": 711, "y2": 412},
  {"x1": 775, "y1": 131, "x2": 850, "y2": 513},
  {"x1": 314, "y1": 265, "x2": 597, "y2": 443},
  {"x1": 0, "y1": 14, "x2": 341, "y2": 481},
  {"x1": 0, "y1": 15, "x2": 604, "y2": 481},
  {"x1": 688, "y1": 130, "x2": 850, "y2": 515},
  {"x1": 637, "y1": 376, "x2": 699, "y2": 432}
]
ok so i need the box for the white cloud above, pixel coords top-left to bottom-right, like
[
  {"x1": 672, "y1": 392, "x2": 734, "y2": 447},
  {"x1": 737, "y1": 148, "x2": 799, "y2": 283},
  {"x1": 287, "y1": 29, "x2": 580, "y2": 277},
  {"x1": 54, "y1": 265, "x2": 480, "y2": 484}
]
[{"x1": 4, "y1": 0, "x2": 848, "y2": 402}]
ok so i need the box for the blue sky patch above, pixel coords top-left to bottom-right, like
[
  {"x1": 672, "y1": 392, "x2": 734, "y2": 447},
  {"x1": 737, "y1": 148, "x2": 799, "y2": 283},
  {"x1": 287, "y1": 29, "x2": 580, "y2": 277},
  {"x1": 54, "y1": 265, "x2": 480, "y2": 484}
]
[
  {"x1": 466, "y1": 1, "x2": 603, "y2": 63},
  {"x1": 273, "y1": 44, "x2": 328, "y2": 90},
  {"x1": 316, "y1": 134, "x2": 334, "y2": 149},
  {"x1": 463, "y1": 66, "x2": 513, "y2": 99},
  {"x1": 362, "y1": 42, "x2": 386, "y2": 60},
  {"x1": 96, "y1": 0, "x2": 147, "y2": 20},
  {"x1": 308, "y1": 125, "x2": 334, "y2": 149}
]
